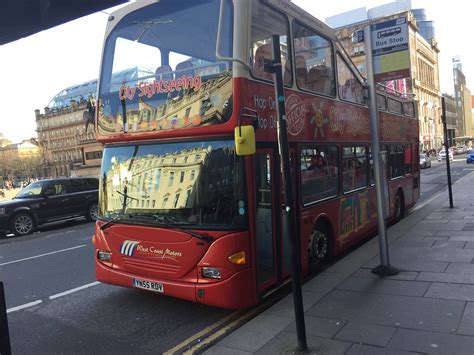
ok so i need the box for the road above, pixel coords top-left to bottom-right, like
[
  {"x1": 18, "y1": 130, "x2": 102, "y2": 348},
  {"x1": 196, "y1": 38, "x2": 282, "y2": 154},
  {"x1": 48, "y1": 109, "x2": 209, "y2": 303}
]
[{"x1": 1, "y1": 157, "x2": 472, "y2": 354}]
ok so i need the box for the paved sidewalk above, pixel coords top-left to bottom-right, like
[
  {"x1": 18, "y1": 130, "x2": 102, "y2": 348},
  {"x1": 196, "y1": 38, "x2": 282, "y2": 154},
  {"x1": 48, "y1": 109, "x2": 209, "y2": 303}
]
[{"x1": 205, "y1": 172, "x2": 474, "y2": 354}]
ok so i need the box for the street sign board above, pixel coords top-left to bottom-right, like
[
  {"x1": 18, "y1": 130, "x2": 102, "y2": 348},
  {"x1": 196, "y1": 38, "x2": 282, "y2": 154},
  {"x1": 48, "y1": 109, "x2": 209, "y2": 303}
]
[
  {"x1": 370, "y1": 17, "x2": 410, "y2": 82},
  {"x1": 352, "y1": 30, "x2": 364, "y2": 43}
]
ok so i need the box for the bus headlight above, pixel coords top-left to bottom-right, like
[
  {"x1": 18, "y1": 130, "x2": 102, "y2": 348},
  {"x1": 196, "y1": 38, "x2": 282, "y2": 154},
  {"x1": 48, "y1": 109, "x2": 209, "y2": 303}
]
[
  {"x1": 0, "y1": 208, "x2": 5, "y2": 215},
  {"x1": 98, "y1": 250, "x2": 112, "y2": 262},
  {"x1": 201, "y1": 267, "x2": 221, "y2": 279}
]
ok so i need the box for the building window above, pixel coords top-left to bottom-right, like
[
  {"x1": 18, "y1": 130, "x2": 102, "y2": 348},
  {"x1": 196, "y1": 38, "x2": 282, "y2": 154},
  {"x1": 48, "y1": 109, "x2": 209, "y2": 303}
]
[
  {"x1": 180, "y1": 171, "x2": 185, "y2": 183},
  {"x1": 168, "y1": 172, "x2": 174, "y2": 187}
]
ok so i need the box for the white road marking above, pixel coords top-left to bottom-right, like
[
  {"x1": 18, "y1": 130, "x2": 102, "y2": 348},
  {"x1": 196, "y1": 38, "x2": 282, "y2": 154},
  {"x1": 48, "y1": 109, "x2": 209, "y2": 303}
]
[
  {"x1": 49, "y1": 281, "x2": 100, "y2": 300},
  {"x1": 6, "y1": 281, "x2": 101, "y2": 313},
  {"x1": 0, "y1": 245, "x2": 87, "y2": 266},
  {"x1": 7, "y1": 300, "x2": 42, "y2": 313}
]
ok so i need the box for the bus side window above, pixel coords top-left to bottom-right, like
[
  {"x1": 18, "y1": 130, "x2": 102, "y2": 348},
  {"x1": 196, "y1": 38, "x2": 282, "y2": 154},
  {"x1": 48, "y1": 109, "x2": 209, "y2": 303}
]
[
  {"x1": 336, "y1": 54, "x2": 365, "y2": 104},
  {"x1": 250, "y1": 1, "x2": 291, "y2": 84},
  {"x1": 293, "y1": 21, "x2": 335, "y2": 96},
  {"x1": 300, "y1": 146, "x2": 338, "y2": 205}
]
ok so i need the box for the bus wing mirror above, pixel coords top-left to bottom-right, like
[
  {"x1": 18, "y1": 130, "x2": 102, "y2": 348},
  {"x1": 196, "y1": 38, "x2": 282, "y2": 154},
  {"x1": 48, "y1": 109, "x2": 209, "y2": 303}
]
[{"x1": 234, "y1": 126, "x2": 256, "y2": 156}]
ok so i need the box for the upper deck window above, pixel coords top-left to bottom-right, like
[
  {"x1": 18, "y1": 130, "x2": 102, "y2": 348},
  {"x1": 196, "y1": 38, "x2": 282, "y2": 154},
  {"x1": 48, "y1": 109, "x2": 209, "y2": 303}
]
[
  {"x1": 250, "y1": 1, "x2": 291, "y2": 85},
  {"x1": 336, "y1": 54, "x2": 365, "y2": 105},
  {"x1": 98, "y1": 0, "x2": 234, "y2": 136},
  {"x1": 293, "y1": 22, "x2": 335, "y2": 97}
]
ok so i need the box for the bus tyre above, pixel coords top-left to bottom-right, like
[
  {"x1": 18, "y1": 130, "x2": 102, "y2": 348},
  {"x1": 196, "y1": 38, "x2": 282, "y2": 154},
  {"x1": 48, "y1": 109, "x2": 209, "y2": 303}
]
[
  {"x1": 394, "y1": 192, "x2": 404, "y2": 222},
  {"x1": 11, "y1": 213, "x2": 34, "y2": 236},
  {"x1": 307, "y1": 224, "x2": 330, "y2": 273},
  {"x1": 86, "y1": 202, "x2": 99, "y2": 221}
]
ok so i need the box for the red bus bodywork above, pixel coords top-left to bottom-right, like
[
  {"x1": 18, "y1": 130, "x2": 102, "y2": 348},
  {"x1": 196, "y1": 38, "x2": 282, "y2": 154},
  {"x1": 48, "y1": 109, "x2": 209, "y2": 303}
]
[{"x1": 93, "y1": 0, "x2": 419, "y2": 309}]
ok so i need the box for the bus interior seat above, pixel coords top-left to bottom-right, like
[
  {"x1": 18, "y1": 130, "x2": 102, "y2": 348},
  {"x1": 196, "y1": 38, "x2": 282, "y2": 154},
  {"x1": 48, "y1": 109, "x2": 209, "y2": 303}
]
[
  {"x1": 155, "y1": 64, "x2": 173, "y2": 81},
  {"x1": 253, "y1": 44, "x2": 273, "y2": 81},
  {"x1": 175, "y1": 60, "x2": 195, "y2": 77},
  {"x1": 283, "y1": 59, "x2": 292, "y2": 85},
  {"x1": 308, "y1": 65, "x2": 332, "y2": 95},
  {"x1": 294, "y1": 55, "x2": 308, "y2": 89}
]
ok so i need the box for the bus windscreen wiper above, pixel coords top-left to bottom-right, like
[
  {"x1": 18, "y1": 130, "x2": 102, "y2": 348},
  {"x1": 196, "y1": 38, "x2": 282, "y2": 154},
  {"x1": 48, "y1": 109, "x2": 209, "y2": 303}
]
[
  {"x1": 136, "y1": 214, "x2": 213, "y2": 243},
  {"x1": 100, "y1": 214, "x2": 133, "y2": 231}
]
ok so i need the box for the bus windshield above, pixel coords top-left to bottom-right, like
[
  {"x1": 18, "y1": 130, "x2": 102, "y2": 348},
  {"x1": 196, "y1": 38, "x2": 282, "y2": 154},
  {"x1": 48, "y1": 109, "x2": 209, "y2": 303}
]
[
  {"x1": 99, "y1": 140, "x2": 247, "y2": 229},
  {"x1": 97, "y1": 0, "x2": 233, "y2": 136}
]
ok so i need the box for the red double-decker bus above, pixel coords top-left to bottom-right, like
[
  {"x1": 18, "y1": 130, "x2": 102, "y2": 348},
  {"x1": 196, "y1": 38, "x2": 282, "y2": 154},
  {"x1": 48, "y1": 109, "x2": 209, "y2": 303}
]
[{"x1": 92, "y1": 0, "x2": 419, "y2": 309}]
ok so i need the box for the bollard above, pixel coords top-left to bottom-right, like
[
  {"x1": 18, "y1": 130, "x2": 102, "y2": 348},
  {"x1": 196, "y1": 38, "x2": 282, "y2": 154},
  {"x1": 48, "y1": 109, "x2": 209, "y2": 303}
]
[{"x1": 0, "y1": 281, "x2": 11, "y2": 355}]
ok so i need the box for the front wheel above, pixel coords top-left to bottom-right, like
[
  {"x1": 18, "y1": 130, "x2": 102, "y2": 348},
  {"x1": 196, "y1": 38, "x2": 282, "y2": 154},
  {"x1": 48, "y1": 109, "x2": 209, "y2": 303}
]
[
  {"x1": 307, "y1": 224, "x2": 331, "y2": 273},
  {"x1": 11, "y1": 213, "x2": 34, "y2": 236},
  {"x1": 86, "y1": 202, "x2": 98, "y2": 221}
]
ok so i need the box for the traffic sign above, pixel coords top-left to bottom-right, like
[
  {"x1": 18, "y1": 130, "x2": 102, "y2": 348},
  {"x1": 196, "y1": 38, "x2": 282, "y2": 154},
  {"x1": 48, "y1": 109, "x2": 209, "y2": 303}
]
[{"x1": 371, "y1": 17, "x2": 408, "y2": 56}]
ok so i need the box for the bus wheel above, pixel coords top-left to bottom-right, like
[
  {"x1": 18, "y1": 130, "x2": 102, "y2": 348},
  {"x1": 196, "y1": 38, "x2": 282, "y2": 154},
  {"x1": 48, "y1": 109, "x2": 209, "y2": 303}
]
[
  {"x1": 394, "y1": 192, "x2": 404, "y2": 221},
  {"x1": 307, "y1": 224, "x2": 330, "y2": 272}
]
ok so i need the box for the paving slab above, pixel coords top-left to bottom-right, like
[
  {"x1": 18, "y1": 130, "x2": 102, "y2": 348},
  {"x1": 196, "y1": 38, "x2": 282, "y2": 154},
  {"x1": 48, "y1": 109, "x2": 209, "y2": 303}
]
[
  {"x1": 266, "y1": 291, "x2": 325, "y2": 319},
  {"x1": 432, "y1": 240, "x2": 466, "y2": 248},
  {"x1": 445, "y1": 262, "x2": 474, "y2": 274},
  {"x1": 387, "y1": 328, "x2": 474, "y2": 354},
  {"x1": 335, "y1": 277, "x2": 430, "y2": 297},
  {"x1": 417, "y1": 271, "x2": 474, "y2": 284},
  {"x1": 283, "y1": 315, "x2": 345, "y2": 339},
  {"x1": 255, "y1": 333, "x2": 351, "y2": 355},
  {"x1": 203, "y1": 345, "x2": 252, "y2": 355},
  {"x1": 307, "y1": 290, "x2": 464, "y2": 333},
  {"x1": 334, "y1": 322, "x2": 396, "y2": 347},
  {"x1": 351, "y1": 268, "x2": 419, "y2": 281},
  {"x1": 458, "y1": 302, "x2": 474, "y2": 336},
  {"x1": 425, "y1": 282, "x2": 474, "y2": 301},
  {"x1": 217, "y1": 314, "x2": 294, "y2": 353},
  {"x1": 346, "y1": 343, "x2": 422, "y2": 354},
  {"x1": 465, "y1": 242, "x2": 474, "y2": 249},
  {"x1": 302, "y1": 272, "x2": 346, "y2": 294},
  {"x1": 364, "y1": 257, "x2": 448, "y2": 272}
]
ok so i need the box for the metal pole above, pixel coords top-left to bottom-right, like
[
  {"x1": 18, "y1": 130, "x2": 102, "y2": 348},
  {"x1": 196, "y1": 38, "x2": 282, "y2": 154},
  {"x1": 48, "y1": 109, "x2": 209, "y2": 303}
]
[
  {"x1": 0, "y1": 282, "x2": 12, "y2": 355},
  {"x1": 441, "y1": 97, "x2": 454, "y2": 208},
  {"x1": 364, "y1": 26, "x2": 399, "y2": 277},
  {"x1": 267, "y1": 35, "x2": 307, "y2": 351}
]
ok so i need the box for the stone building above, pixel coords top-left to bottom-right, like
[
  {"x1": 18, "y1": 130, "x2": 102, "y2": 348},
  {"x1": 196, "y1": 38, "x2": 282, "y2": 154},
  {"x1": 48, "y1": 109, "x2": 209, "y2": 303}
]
[
  {"x1": 35, "y1": 79, "x2": 102, "y2": 178},
  {"x1": 327, "y1": 1, "x2": 443, "y2": 151}
]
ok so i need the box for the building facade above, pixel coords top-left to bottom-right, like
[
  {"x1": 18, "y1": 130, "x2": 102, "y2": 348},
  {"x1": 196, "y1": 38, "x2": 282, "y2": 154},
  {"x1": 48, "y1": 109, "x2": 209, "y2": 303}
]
[
  {"x1": 35, "y1": 81, "x2": 102, "y2": 178},
  {"x1": 442, "y1": 94, "x2": 457, "y2": 146},
  {"x1": 329, "y1": 2, "x2": 443, "y2": 151}
]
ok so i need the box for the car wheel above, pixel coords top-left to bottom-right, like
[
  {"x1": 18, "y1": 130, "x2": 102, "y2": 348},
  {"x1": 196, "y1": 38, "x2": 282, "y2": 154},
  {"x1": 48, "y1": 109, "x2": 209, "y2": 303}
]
[
  {"x1": 86, "y1": 202, "x2": 98, "y2": 221},
  {"x1": 11, "y1": 213, "x2": 34, "y2": 236},
  {"x1": 307, "y1": 223, "x2": 331, "y2": 273}
]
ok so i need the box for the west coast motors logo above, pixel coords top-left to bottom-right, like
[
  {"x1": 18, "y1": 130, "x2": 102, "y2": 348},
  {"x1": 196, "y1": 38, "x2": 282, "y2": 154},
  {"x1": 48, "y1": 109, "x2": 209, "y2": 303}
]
[{"x1": 120, "y1": 240, "x2": 183, "y2": 261}]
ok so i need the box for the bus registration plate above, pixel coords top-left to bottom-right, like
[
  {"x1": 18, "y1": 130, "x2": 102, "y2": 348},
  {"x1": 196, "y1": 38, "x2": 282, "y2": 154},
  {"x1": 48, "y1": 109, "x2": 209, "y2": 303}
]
[{"x1": 133, "y1": 278, "x2": 164, "y2": 293}]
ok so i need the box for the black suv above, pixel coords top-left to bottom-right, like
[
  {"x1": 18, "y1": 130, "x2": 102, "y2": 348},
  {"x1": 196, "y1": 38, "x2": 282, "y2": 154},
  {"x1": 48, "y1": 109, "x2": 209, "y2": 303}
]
[{"x1": 0, "y1": 177, "x2": 99, "y2": 237}]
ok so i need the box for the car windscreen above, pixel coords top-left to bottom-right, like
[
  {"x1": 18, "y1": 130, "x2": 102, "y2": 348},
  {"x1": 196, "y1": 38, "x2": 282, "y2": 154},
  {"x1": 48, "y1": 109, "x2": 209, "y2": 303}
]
[{"x1": 15, "y1": 181, "x2": 47, "y2": 198}]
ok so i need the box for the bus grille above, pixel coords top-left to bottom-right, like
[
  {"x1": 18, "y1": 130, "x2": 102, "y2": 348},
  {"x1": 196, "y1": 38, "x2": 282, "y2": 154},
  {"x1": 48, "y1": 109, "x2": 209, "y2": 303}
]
[{"x1": 122, "y1": 256, "x2": 180, "y2": 274}]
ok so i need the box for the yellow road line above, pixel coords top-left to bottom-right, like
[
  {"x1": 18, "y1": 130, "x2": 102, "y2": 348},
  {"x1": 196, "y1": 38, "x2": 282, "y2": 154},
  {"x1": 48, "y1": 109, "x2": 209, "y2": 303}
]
[{"x1": 163, "y1": 310, "x2": 242, "y2": 355}]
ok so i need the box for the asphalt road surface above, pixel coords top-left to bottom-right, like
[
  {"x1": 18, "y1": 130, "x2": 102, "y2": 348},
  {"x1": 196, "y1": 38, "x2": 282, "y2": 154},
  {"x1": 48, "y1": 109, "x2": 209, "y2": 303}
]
[{"x1": 1, "y1": 157, "x2": 472, "y2": 354}]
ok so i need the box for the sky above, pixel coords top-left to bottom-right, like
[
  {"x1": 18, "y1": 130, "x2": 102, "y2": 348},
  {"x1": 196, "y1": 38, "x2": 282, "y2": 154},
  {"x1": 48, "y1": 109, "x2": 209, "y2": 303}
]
[{"x1": 0, "y1": 0, "x2": 472, "y2": 143}]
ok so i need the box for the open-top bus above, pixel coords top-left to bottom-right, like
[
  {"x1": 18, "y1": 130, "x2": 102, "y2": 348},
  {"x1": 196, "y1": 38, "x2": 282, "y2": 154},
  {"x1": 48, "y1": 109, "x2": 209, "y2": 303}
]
[{"x1": 92, "y1": 0, "x2": 419, "y2": 309}]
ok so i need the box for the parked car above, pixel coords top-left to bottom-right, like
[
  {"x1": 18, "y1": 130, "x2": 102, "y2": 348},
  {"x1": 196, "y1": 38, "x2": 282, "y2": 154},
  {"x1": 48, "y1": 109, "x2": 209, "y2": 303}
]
[
  {"x1": 438, "y1": 149, "x2": 453, "y2": 162},
  {"x1": 420, "y1": 153, "x2": 431, "y2": 168},
  {"x1": 0, "y1": 177, "x2": 99, "y2": 237},
  {"x1": 466, "y1": 150, "x2": 474, "y2": 164}
]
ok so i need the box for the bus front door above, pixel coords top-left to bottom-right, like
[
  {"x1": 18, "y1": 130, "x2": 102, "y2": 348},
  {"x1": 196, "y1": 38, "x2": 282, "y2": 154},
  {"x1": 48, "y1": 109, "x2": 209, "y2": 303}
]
[{"x1": 255, "y1": 148, "x2": 292, "y2": 293}]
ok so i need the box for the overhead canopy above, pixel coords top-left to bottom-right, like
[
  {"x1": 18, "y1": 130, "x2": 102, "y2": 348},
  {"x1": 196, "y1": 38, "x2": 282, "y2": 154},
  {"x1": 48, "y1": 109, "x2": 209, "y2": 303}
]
[{"x1": 0, "y1": 0, "x2": 128, "y2": 45}]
